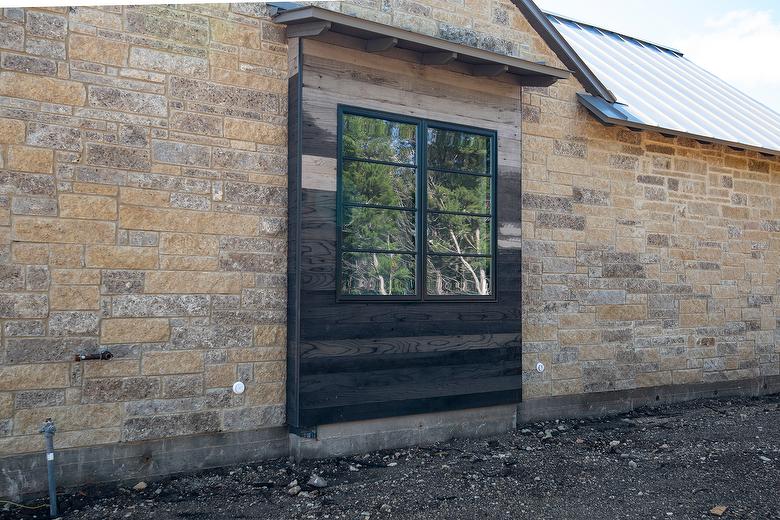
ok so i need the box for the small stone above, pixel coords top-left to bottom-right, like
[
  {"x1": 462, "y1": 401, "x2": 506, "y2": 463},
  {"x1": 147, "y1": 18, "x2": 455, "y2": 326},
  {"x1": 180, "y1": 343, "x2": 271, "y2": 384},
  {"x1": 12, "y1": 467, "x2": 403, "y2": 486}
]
[
  {"x1": 557, "y1": 425, "x2": 567, "y2": 431},
  {"x1": 758, "y1": 455, "x2": 771, "y2": 463},
  {"x1": 629, "y1": 460, "x2": 638, "y2": 469},
  {"x1": 387, "y1": 462, "x2": 398, "y2": 467},
  {"x1": 287, "y1": 479, "x2": 298, "y2": 488},
  {"x1": 307, "y1": 474, "x2": 327, "y2": 488},
  {"x1": 348, "y1": 465, "x2": 359, "y2": 472},
  {"x1": 287, "y1": 485, "x2": 301, "y2": 496},
  {"x1": 132, "y1": 481, "x2": 147, "y2": 492},
  {"x1": 609, "y1": 440, "x2": 621, "y2": 448},
  {"x1": 380, "y1": 504, "x2": 392, "y2": 513},
  {"x1": 709, "y1": 506, "x2": 727, "y2": 517},
  {"x1": 520, "y1": 428, "x2": 532, "y2": 435},
  {"x1": 360, "y1": 512, "x2": 371, "y2": 519}
]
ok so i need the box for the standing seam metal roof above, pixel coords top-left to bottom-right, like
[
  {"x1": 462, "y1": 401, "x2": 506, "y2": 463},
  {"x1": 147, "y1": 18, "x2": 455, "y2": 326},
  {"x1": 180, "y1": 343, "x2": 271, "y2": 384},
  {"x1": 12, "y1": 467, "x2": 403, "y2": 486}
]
[{"x1": 547, "y1": 13, "x2": 780, "y2": 155}]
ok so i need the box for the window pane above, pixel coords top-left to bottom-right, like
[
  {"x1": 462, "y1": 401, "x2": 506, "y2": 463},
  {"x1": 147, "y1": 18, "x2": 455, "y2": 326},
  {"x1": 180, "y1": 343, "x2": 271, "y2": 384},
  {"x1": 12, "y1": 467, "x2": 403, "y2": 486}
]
[
  {"x1": 343, "y1": 160, "x2": 416, "y2": 208},
  {"x1": 426, "y1": 255, "x2": 491, "y2": 296},
  {"x1": 427, "y1": 170, "x2": 490, "y2": 214},
  {"x1": 343, "y1": 207, "x2": 415, "y2": 252},
  {"x1": 427, "y1": 214, "x2": 491, "y2": 255},
  {"x1": 342, "y1": 252, "x2": 416, "y2": 296},
  {"x1": 427, "y1": 128, "x2": 489, "y2": 173},
  {"x1": 343, "y1": 114, "x2": 416, "y2": 164}
]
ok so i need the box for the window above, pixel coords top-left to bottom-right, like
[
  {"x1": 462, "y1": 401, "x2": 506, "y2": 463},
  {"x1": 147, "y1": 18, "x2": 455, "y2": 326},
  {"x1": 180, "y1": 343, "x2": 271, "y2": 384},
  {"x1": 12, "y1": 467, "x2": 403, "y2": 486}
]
[{"x1": 337, "y1": 106, "x2": 496, "y2": 300}]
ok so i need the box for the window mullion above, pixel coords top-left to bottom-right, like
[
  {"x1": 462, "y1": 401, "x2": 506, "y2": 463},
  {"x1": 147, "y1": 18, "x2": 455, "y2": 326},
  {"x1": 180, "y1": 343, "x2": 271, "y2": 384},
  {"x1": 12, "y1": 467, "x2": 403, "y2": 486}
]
[{"x1": 418, "y1": 119, "x2": 426, "y2": 301}]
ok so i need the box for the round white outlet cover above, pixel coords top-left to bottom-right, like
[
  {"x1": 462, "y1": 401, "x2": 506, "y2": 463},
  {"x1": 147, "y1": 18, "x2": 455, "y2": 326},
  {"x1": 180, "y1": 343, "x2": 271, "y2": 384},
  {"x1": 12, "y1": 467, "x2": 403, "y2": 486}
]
[
  {"x1": 536, "y1": 362, "x2": 545, "y2": 373},
  {"x1": 232, "y1": 381, "x2": 246, "y2": 394}
]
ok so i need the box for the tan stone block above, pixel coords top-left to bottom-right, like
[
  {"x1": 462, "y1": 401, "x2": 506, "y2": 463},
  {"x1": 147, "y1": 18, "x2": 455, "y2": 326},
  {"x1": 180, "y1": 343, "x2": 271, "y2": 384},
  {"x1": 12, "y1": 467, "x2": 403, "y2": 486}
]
[
  {"x1": 0, "y1": 364, "x2": 69, "y2": 391},
  {"x1": 7, "y1": 145, "x2": 53, "y2": 173},
  {"x1": 0, "y1": 428, "x2": 120, "y2": 455},
  {"x1": 12, "y1": 243, "x2": 49, "y2": 264},
  {"x1": 14, "y1": 217, "x2": 115, "y2": 244},
  {"x1": 142, "y1": 351, "x2": 204, "y2": 375},
  {"x1": 51, "y1": 269, "x2": 101, "y2": 285},
  {"x1": 49, "y1": 244, "x2": 84, "y2": 267},
  {"x1": 69, "y1": 34, "x2": 128, "y2": 66},
  {"x1": 559, "y1": 329, "x2": 601, "y2": 346},
  {"x1": 523, "y1": 322, "x2": 557, "y2": 341},
  {"x1": 205, "y1": 364, "x2": 235, "y2": 388},
  {"x1": 83, "y1": 359, "x2": 140, "y2": 378},
  {"x1": 85, "y1": 246, "x2": 158, "y2": 269},
  {"x1": 159, "y1": 256, "x2": 219, "y2": 271},
  {"x1": 50, "y1": 285, "x2": 100, "y2": 310},
  {"x1": 120, "y1": 187, "x2": 170, "y2": 207},
  {"x1": 159, "y1": 232, "x2": 218, "y2": 256},
  {"x1": 559, "y1": 313, "x2": 595, "y2": 329},
  {"x1": 522, "y1": 382, "x2": 551, "y2": 399},
  {"x1": 551, "y1": 379, "x2": 583, "y2": 396},
  {"x1": 239, "y1": 48, "x2": 286, "y2": 69},
  {"x1": 211, "y1": 68, "x2": 285, "y2": 93},
  {"x1": 245, "y1": 382, "x2": 285, "y2": 405},
  {"x1": 14, "y1": 403, "x2": 121, "y2": 434},
  {"x1": 551, "y1": 363, "x2": 581, "y2": 380},
  {"x1": 578, "y1": 345, "x2": 615, "y2": 360},
  {"x1": 0, "y1": 393, "x2": 12, "y2": 418},
  {"x1": 211, "y1": 19, "x2": 260, "y2": 48},
  {"x1": 0, "y1": 118, "x2": 25, "y2": 144},
  {"x1": 596, "y1": 304, "x2": 646, "y2": 321},
  {"x1": 228, "y1": 346, "x2": 285, "y2": 363},
  {"x1": 635, "y1": 371, "x2": 672, "y2": 388},
  {"x1": 144, "y1": 271, "x2": 241, "y2": 294},
  {"x1": 120, "y1": 206, "x2": 260, "y2": 236},
  {"x1": 680, "y1": 314, "x2": 708, "y2": 328},
  {"x1": 210, "y1": 50, "x2": 237, "y2": 70},
  {"x1": 59, "y1": 194, "x2": 117, "y2": 220},
  {"x1": 254, "y1": 361, "x2": 285, "y2": 383},
  {"x1": 224, "y1": 118, "x2": 286, "y2": 145},
  {"x1": 255, "y1": 325, "x2": 286, "y2": 347},
  {"x1": 73, "y1": 182, "x2": 119, "y2": 196},
  {"x1": 671, "y1": 369, "x2": 701, "y2": 385},
  {"x1": 0, "y1": 71, "x2": 86, "y2": 106},
  {"x1": 102, "y1": 318, "x2": 170, "y2": 344}
]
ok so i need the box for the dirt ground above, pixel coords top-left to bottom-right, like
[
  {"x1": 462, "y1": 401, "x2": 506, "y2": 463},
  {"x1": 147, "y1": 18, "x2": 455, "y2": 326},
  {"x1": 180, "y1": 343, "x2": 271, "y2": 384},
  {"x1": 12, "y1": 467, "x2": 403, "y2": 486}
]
[{"x1": 4, "y1": 394, "x2": 779, "y2": 520}]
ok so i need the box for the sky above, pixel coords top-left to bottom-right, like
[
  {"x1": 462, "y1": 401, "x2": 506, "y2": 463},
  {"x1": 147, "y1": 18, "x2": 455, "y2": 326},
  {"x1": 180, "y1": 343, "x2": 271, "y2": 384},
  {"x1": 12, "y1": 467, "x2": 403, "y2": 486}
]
[{"x1": 535, "y1": 0, "x2": 780, "y2": 114}]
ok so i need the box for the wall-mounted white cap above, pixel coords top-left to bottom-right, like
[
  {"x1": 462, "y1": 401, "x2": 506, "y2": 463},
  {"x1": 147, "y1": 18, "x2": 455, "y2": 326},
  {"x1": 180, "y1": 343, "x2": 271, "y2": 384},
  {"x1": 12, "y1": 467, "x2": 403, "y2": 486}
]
[
  {"x1": 232, "y1": 381, "x2": 246, "y2": 394},
  {"x1": 536, "y1": 362, "x2": 545, "y2": 373}
]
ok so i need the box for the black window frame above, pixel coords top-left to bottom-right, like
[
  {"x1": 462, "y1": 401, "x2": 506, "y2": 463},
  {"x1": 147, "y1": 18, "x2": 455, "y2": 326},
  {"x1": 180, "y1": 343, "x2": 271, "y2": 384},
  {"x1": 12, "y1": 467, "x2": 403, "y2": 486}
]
[{"x1": 336, "y1": 105, "x2": 498, "y2": 303}]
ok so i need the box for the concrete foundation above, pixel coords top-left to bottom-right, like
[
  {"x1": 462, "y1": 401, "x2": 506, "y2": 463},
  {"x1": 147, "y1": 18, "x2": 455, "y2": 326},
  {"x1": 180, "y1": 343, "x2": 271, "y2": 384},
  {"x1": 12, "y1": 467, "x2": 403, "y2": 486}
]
[{"x1": 289, "y1": 404, "x2": 518, "y2": 461}]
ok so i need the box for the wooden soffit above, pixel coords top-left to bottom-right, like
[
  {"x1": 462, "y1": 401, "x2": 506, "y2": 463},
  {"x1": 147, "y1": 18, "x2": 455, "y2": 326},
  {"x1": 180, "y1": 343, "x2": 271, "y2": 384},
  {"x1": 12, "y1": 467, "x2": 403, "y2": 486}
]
[{"x1": 273, "y1": 6, "x2": 571, "y2": 87}]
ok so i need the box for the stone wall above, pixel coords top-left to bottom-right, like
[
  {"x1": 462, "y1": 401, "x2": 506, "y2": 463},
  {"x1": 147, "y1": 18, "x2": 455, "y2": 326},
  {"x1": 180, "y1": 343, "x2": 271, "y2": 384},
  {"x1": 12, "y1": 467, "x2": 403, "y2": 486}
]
[
  {"x1": 325, "y1": 0, "x2": 780, "y2": 398},
  {"x1": 0, "y1": 4, "x2": 289, "y2": 456}
]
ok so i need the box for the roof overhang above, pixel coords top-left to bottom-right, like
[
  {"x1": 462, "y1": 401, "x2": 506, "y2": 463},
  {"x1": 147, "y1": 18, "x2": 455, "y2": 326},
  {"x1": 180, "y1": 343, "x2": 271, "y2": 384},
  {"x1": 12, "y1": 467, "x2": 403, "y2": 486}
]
[
  {"x1": 273, "y1": 6, "x2": 571, "y2": 87},
  {"x1": 579, "y1": 93, "x2": 780, "y2": 156}
]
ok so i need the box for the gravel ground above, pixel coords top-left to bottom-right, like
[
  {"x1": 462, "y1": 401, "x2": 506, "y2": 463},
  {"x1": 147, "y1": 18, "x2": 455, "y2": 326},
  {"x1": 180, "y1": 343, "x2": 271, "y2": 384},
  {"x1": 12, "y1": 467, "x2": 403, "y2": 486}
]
[{"x1": 4, "y1": 394, "x2": 779, "y2": 520}]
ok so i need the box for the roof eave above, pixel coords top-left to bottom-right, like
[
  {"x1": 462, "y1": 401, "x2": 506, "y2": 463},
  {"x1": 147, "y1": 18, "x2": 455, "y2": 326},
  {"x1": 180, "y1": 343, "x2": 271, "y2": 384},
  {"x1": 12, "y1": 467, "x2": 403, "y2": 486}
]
[
  {"x1": 578, "y1": 93, "x2": 780, "y2": 157},
  {"x1": 273, "y1": 5, "x2": 571, "y2": 86},
  {"x1": 511, "y1": 0, "x2": 617, "y2": 103}
]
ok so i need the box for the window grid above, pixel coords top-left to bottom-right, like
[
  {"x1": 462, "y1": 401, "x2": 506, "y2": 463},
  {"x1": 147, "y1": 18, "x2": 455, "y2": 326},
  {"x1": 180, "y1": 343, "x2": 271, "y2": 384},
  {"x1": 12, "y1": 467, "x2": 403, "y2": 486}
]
[{"x1": 337, "y1": 105, "x2": 497, "y2": 302}]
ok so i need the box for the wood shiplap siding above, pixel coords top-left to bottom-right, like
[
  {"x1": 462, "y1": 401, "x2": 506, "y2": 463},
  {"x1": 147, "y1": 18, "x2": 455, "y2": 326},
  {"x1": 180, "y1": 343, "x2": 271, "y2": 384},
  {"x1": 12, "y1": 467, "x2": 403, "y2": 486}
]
[{"x1": 288, "y1": 35, "x2": 524, "y2": 428}]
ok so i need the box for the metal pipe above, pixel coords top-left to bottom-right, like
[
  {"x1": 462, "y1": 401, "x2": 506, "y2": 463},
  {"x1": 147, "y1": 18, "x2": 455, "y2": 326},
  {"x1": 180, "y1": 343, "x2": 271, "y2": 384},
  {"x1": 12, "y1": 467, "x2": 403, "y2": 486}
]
[
  {"x1": 39, "y1": 418, "x2": 58, "y2": 518},
  {"x1": 74, "y1": 350, "x2": 113, "y2": 362}
]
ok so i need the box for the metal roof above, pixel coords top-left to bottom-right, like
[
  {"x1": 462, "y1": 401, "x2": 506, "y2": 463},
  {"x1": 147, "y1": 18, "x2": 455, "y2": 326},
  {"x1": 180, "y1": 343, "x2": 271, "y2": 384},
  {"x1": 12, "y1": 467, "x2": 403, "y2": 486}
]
[{"x1": 547, "y1": 13, "x2": 780, "y2": 156}]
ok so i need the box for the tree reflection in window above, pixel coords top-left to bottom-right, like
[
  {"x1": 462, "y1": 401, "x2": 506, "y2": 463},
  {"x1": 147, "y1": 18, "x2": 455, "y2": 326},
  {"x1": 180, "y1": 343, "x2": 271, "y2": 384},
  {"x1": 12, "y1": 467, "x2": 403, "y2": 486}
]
[{"x1": 338, "y1": 109, "x2": 495, "y2": 299}]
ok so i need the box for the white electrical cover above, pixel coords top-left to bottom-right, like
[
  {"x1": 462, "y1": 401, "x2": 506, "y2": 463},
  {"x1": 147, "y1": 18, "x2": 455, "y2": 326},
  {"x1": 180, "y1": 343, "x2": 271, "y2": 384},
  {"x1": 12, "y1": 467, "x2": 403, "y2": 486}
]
[{"x1": 232, "y1": 381, "x2": 246, "y2": 394}]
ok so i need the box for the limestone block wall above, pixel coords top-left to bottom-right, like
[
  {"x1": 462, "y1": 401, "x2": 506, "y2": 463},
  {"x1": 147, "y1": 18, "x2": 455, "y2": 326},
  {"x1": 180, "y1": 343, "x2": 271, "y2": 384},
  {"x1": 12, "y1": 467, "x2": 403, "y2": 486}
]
[
  {"x1": 327, "y1": 0, "x2": 780, "y2": 398},
  {"x1": 0, "y1": 4, "x2": 289, "y2": 456}
]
